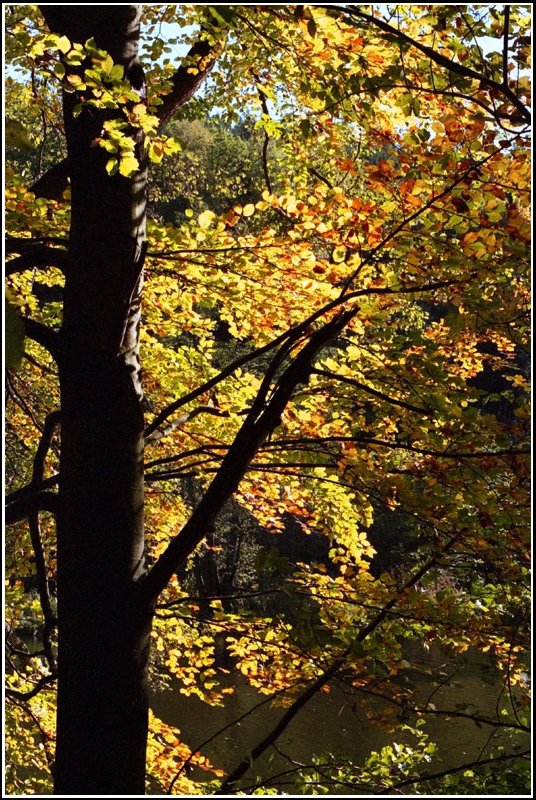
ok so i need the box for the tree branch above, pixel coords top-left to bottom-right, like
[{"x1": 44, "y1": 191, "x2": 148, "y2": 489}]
[
  {"x1": 250, "y1": 70, "x2": 274, "y2": 195},
  {"x1": 5, "y1": 476, "x2": 59, "y2": 512},
  {"x1": 138, "y1": 308, "x2": 356, "y2": 608},
  {"x1": 144, "y1": 322, "x2": 301, "y2": 440},
  {"x1": 336, "y1": 5, "x2": 530, "y2": 124},
  {"x1": 215, "y1": 535, "x2": 459, "y2": 794},
  {"x1": 5, "y1": 235, "x2": 69, "y2": 254},
  {"x1": 5, "y1": 242, "x2": 69, "y2": 276},
  {"x1": 167, "y1": 683, "x2": 298, "y2": 794},
  {"x1": 32, "y1": 11, "x2": 223, "y2": 199},
  {"x1": 502, "y1": 6, "x2": 511, "y2": 88},
  {"x1": 378, "y1": 748, "x2": 530, "y2": 794},
  {"x1": 145, "y1": 404, "x2": 229, "y2": 444},
  {"x1": 145, "y1": 269, "x2": 466, "y2": 442},
  {"x1": 5, "y1": 489, "x2": 59, "y2": 525},
  {"x1": 145, "y1": 443, "x2": 226, "y2": 471},
  {"x1": 156, "y1": 34, "x2": 222, "y2": 127},
  {"x1": 22, "y1": 317, "x2": 61, "y2": 361},
  {"x1": 27, "y1": 411, "x2": 60, "y2": 672},
  {"x1": 30, "y1": 158, "x2": 71, "y2": 200},
  {"x1": 311, "y1": 368, "x2": 432, "y2": 415},
  {"x1": 340, "y1": 148, "x2": 501, "y2": 294},
  {"x1": 5, "y1": 672, "x2": 57, "y2": 701},
  {"x1": 263, "y1": 436, "x2": 530, "y2": 461}
]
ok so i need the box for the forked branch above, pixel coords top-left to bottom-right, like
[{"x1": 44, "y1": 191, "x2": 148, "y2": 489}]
[{"x1": 138, "y1": 308, "x2": 356, "y2": 607}]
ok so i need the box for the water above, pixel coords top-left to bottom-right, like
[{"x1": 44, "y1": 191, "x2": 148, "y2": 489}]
[{"x1": 149, "y1": 645, "x2": 527, "y2": 794}]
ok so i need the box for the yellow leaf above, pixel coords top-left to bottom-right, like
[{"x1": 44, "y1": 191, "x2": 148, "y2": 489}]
[
  {"x1": 105, "y1": 157, "x2": 118, "y2": 175},
  {"x1": 242, "y1": 203, "x2": 255, "y2": 217},
  {"x1": 118, "y1": 154, "x2": 139, "y2": 177},
  {"x1": 148, "y1": 140, "x2": 164, "y2": 164},
  {"x1": 57, "y1": 35, "x2": 71, "y2": 54},
  {"x1": 198, "y1": 209, "x2": 216, "y2": 229},
  {"x1": 66, "y1": 74, "x2": 84, "y2": 87},
  {"x1": 101, "y1": 53, "x2": 114, "y2": 74},
  {"x1": 332, "y1": 245, "x2": 347, "y2": 263}
]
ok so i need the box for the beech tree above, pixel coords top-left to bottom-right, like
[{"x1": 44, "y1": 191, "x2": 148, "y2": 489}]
[{"x1": 4, "y1": 4, "x2": 530, "y2": 796}]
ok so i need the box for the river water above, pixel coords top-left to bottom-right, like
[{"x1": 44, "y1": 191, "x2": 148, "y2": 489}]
[{"x1": 150, "y1": 645, "x2": 527, "y2": 794}]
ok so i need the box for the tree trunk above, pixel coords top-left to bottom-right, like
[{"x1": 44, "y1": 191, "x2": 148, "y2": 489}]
[{"x1": 41, "y1": 6, "x2": 152, "y2": 794}]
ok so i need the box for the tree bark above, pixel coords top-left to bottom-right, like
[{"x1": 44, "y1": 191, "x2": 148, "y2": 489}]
[{"x1": 39, "y1": 6, "x2": 151, "y2": 794}]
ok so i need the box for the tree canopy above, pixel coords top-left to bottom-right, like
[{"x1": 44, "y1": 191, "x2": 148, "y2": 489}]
[{"x1": 4, "y1": 4, "x2": 531, "y2": 796}]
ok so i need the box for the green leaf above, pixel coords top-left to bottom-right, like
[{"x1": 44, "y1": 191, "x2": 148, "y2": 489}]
[
  {"x1": 110, "y1": 64, "x2": 124, "y2": 81},
  {"x1": 5, "y1": 118, "x2": 34, "y2": 151},
  {"x1": 208, "y1": 6, "x2": 236, "y2": 26},
  {"x1": 349, "y1": 639, "x2": 365, "y2": 657},
  {"x1": 299, "y1": 119, "x2": 311, "y2": 137},
  {"x1": 84, "y1": 37, "x2": 107, "y2": 58}
]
